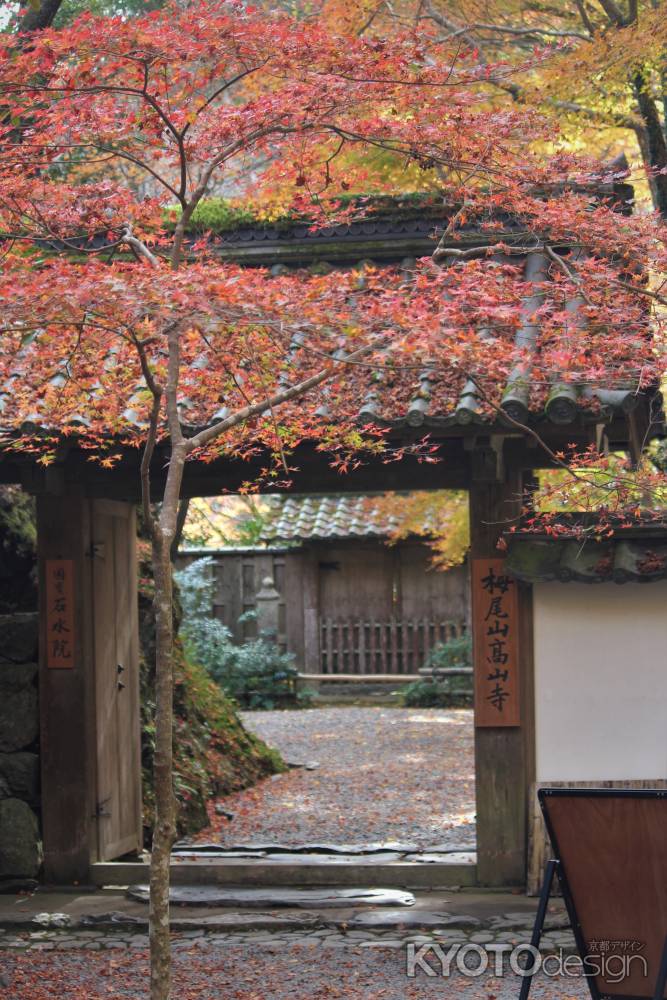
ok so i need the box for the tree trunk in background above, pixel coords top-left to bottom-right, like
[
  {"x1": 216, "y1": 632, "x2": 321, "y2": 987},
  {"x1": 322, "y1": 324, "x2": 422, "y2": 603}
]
[
  {"x1": 633, "y1": 69, "x2": 667, "y2": 219},
  {"x1": 18, "y1": 0, "x2": 63, "y2": 32}
]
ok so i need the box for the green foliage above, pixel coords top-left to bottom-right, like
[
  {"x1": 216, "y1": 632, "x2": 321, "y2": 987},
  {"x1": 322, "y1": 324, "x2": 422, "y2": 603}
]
[
  {"x1": 0, "y1": 485, "x2": 36, "y2": 555},
  {"x1": 176, "y1": 557, "x2": 306, "y2": 710},
  {"x1": 401, "y1": 635, "x2": 472, "y2": 708},
  {"x1": 0, "y1": 486, "x2": 37, "y2": 613},
  {"x1": 423, "y1": 635, "x2": 472, "y2": 671}
]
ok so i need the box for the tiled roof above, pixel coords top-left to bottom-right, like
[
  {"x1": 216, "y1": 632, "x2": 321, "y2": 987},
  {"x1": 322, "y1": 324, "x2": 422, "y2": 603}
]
[
  {"x1": 1, "y1": 203, "x2": 662, "y2": 447},
  {"x1": 261, "y1": 495, "x2": 404, "y2": 542},
  {"x1": 192, "y1": 248, "x2": 661, "y2": 438}
]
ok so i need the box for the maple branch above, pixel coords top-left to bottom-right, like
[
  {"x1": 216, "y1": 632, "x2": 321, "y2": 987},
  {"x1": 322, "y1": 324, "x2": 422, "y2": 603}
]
[
  {"x1": 419, "y1": 5, "x2": 523, "y2": 98},
  {"x1": 461, "y1": 22, "x2": 590, "y2": 41},
  {"x1": 186, "y1": 340, "x2": 382, "y2": 453},
  {"x1": 463, "y1": 372, "x2": 640, "y2": 500},
  {"x1": 543, "y1": 244, "x2": 595, "y2": 305},
  {"x1": 189, "y1": 63, "x2": 267, "y2": 123},
  {"x1": 126, "y1": 328, "x2": 165, "y2": 535},
  {"x1": 574, "y1": 0, "x2": 597, "y2": 36},
  {"x1": 121, "y1": 226, "x2": 160, "y2": 267},
  {"x1": 170, "y1": 124, "x2": 281, "y2": 268},
  {"x1": 433, "y1": 240, "x2": 536, "y2": 260}
]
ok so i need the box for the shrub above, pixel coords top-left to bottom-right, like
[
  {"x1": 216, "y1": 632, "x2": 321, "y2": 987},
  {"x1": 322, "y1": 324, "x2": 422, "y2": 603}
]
[
  {"x1": 424, "y1": 634, "x2": 471, "y2": 671},
  {"x1": 401, "y1": 635, "x2": 472, "y2": 708},
  {"x1": 175, "y1": 557, "x2": 306, "y2": 710}
]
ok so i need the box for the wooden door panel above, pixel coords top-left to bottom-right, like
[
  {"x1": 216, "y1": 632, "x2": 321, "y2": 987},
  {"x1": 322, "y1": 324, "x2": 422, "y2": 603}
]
[
  {"x1": 92, "y1": 501, "x2": 141, "y2": 862},
  {"x1": 112, "y1": 507, "x2": 141, "y2": 857}
]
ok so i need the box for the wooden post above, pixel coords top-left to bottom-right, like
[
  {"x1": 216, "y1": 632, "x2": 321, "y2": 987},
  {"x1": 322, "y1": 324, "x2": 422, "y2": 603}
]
[
  {"x1": 468, "y1": 456, "x2": 535, "y2": 887},
  {"x1": 37, "y1": 494, "x2": 96, "y2": 884},
  {"x1": 301, "y1": 548, "x2": 320, "y2": 673}
]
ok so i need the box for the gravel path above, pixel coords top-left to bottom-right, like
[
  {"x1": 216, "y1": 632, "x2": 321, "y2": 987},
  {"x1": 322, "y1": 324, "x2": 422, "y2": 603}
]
[
  {"x1": 198, "y1": 707, "x2": 475, "y2": 848},
  {"x1": 1, "y1": 941, "x2": 590, "y2": 1000}
]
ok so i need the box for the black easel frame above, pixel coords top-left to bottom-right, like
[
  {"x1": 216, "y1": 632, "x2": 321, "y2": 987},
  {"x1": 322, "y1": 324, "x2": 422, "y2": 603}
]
[{"x1": 518, "y1": 788, "x2": 667, "y2": 1000}]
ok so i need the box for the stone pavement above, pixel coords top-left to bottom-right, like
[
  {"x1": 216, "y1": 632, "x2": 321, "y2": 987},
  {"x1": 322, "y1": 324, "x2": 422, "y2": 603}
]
[
  {"x1": 0, "y1": 885, "x2": 574, "y2": 952},
  {"x1": 0, "y1": 887, "x2": 588, "y2": 999}
]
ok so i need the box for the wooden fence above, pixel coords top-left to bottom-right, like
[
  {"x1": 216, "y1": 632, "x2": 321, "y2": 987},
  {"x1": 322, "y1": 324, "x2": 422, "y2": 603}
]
[{"x1": 320, "y1": 617, "x2": 466, "y2": 675}]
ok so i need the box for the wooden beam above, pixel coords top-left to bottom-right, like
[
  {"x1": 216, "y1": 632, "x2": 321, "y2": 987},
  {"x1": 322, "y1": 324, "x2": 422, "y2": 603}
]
[
  {"x1": 2, "y1": 421, "x2": 632, "y2": 500},
  {"x1": 37, "y1": 494, "x2": 97, "y2": 884},
  {"x1": 468, "y1": 463, "x2": 534, "y2": 887}
]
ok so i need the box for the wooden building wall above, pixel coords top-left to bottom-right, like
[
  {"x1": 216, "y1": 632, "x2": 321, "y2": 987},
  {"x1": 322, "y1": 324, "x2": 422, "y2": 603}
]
[{"x1": 177, "y1": 539, "x2": 468, "y2": 674}]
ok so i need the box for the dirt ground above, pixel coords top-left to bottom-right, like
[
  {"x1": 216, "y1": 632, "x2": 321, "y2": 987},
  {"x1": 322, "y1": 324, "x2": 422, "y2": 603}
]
[
  {"x1": 198, "y1": 706, "x2": 476, "y2": 849},
  {"x1": 1, "y1": 944, "x2": 591, "y2": 999}
]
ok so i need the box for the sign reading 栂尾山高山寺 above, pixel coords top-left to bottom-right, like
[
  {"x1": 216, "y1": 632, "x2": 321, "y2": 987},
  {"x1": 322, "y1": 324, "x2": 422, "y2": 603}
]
[
  {"x1": 45, "y1": 559, "x2": 75, "y2": 669},
  {"x1": 472, "y1": 558, "x2": 519, "y2": 727}
]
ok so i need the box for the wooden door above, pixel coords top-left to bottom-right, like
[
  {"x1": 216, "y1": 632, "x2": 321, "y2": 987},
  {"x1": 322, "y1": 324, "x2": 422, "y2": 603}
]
[{"x1": 91, "y1": 500, "x2": 142, "y2": 861}]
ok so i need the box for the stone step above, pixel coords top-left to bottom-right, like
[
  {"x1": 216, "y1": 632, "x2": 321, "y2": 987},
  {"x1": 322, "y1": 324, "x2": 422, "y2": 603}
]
[
  {"x1": 91, "y1": 857, "x2": 477, "y2": 889},
  {"x1": 126, "y1": 885, "x2": 416, "y2": 908},
  {"x1": 172, "y1": 841, "x2": 476, "y2": 856}
]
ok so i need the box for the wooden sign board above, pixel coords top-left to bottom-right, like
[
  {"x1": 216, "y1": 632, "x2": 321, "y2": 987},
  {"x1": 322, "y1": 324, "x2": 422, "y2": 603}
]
[
  {"x1": 540, "y1": 789, "x2": 667, "y2": 1000},
  {"x1": 471, "y1": 558, "x2": 519, "y2": 727},
  {"x1": 45, "y1": 559, "x2": 75, "y2": 669}
]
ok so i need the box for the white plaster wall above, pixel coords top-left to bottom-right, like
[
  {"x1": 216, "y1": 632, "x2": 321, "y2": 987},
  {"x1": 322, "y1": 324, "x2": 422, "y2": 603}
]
[{"x1": 534, "y1": 582, "x2": 667, "y2": 782}]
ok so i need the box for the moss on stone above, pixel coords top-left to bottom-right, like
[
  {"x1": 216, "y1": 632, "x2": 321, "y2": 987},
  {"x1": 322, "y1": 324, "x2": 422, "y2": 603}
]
[{"x1": 166, "y1": 191, "x2": 448, "y2": 235}]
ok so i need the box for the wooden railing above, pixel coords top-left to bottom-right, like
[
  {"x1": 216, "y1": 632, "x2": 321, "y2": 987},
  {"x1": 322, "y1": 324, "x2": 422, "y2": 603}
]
[{"x1": 320, "y1": 617, "x2": 466, "y2": 675}]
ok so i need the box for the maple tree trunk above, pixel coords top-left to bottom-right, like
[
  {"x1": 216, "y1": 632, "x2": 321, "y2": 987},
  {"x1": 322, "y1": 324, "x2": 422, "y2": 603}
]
[{"x1": 149, "y1": 529, "x2": 178, "y2": 1000}]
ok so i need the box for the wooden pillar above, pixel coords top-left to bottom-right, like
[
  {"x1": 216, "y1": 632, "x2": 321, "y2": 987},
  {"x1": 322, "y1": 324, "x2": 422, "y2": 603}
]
[
  {"x1": 301, "y1": 547, "x2": 320, "y2": 673},
  {"x1": 284, "y1": 551, "x2": 306, "y2": 667},
  {"x1": 37, "y1": 494, "x2": 97, "y2": 884},
  {"x1": 468, "y1": 452, "x2": 535, "y2": 887}
]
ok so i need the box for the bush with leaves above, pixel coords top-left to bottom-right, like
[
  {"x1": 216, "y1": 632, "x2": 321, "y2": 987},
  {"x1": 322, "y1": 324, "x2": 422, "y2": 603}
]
[
  {"x1": 424, "y1": 635, "x2": 472, "y2": 672},
  {"x1": 175, "y1": 557, "x2": 304, "y2": 709},
  {"x1": 401, "y1": 635, "x2": 472, "y2": 708}
]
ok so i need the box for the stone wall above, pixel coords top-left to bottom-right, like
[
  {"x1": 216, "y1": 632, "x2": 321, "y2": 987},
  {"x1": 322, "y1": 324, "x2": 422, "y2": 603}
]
[{"x1": 0, "y1": 612, "x2": 41, "y2": 883}]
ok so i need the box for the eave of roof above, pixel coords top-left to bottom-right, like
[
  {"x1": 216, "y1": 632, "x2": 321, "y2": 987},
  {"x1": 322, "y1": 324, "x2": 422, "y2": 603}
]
[{"x1": 505, "y1": 526, "x2": 667, "y2": 584}]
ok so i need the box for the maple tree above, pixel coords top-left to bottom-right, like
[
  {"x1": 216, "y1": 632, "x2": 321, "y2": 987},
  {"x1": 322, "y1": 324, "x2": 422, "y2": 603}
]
[
  {"x1": 0, "y1": 1, "x2": 665, "y2": 997},
  {"x1": 366, "y1": 490, "x2": 469, "y2": 569},
  {"x1": 312, "y1": 0, "x2": 667, "y2": 216}
]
